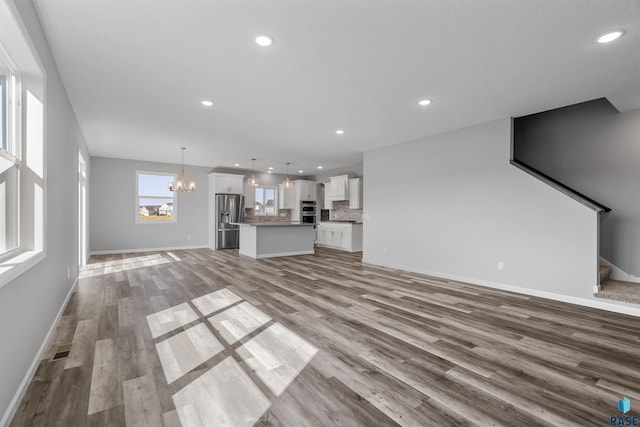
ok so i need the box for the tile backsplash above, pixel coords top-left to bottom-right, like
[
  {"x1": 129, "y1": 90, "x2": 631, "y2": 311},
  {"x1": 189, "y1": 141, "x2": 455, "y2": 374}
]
[
  {"x1": 244, "y1": 208, "x2": 291, "y2": 223},
  {"x1": 241, "y1": 202, "x2": 362, "y2": 222},
  {"x1": 330, "y1": 201, "x2": 363, "y2": 222}
]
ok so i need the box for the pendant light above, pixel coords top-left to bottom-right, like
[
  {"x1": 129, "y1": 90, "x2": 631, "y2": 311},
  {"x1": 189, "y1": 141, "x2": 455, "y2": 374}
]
[
  {"x1": 168, "y1": 147, "x2": 196, "y2": 192},
  {"x1": 247, "y1": 158, "x2": 259, "y2": 187},
  {"x1": 282, "y1": 162, "x2": 293, "y2": 188}
]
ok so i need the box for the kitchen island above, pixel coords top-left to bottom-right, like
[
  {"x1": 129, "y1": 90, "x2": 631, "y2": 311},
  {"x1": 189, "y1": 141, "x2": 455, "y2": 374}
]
[{"x1": 233, "y1": 222, "x2": 316, "y2": 259}]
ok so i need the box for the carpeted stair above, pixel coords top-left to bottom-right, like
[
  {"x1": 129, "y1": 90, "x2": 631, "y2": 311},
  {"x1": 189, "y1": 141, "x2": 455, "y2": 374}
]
[
  {"x1": 595, "y1": 265, "x2": 640, "y2": 304},
  {"x1": 598, "y1": 265, "x2": 611, "y2": 287}
]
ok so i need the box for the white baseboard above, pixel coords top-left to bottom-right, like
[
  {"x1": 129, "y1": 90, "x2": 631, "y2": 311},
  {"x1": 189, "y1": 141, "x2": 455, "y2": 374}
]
[
  {"x1": 89, "y1": 245, "x2": 208, "y2": 256},
  {"x1": 599, "y1": 257, "x2": 640, "y2": 283},
  {"x1": 363, "y1": 258, "x2": 640, "y2": 318},
  {"x1": 1, "y1": 276, "x2": 78, "y2": 427}
]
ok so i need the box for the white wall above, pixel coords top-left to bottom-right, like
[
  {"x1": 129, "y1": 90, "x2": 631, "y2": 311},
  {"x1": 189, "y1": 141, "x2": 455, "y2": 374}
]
[
  {"x1": 515, "y1": 101, "x2": 640, "y2": 276},
  {"x1": 0, "y1": 0, "x2": 89, "y2": 422},
  {"x1": 313, "y1": 162, "x2": 363, "y2": 183},
  {"x1": 90, "y1": 157, "x2": 210, "y2": 253},
  {"x1": 363, "y1": 118, "x2": 600, "y2": 300}
]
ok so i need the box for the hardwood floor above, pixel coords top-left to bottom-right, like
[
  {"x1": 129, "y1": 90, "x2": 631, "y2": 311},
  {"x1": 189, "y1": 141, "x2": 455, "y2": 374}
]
[{"x1": 10, "y1": 247, "x2": 640, "y2": 426}]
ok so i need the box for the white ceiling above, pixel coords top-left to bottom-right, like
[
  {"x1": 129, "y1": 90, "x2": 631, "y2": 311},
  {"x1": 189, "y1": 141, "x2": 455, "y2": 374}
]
[{"x1": 33, "y1": 0, "x2": 640, "y2": 175}]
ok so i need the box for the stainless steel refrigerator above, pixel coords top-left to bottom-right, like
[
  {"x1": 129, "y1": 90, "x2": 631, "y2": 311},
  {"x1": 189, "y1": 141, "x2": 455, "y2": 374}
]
[{"x1": 216, "y1": 194, "x2": 244, "y2": 249}]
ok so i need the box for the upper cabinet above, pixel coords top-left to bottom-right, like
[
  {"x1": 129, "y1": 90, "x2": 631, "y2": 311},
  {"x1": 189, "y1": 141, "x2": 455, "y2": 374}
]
[
  {"x1": 278, "y1": 184, "x2": 295, "y2": 209},
  {"x1": 323, "y1": 175, "x2": 363, "y2": 209},
  {"x1": 210, "y1": 173, "x2": 244, "y2": 194},
  {"x1": 326, "y1": 175, "x2": 349, "y2": 201},
  {"x1": 348, "y1": 178, "x2": 363, "y2": 209},
  {"x1": 324, "y1": 183, "x2": 332, "y2": 209},
  {"x1": 294, "y1": 180, "x2": 317, "y2": 202}
]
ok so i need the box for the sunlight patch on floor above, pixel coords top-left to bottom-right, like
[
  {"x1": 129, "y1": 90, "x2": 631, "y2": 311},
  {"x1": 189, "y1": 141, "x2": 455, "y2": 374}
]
[
  {"x1": 80, "y1": 254, "x2": 170, "y2": 277},
  {"x1": 209, "y1": 302, "x2": 271, "y2": 344},
  {"x1": 146, "y1": 303, "x2": 199, "y2": 339},
  {"x1": 172, "y1": 356, "x2": 271, "y2": 427},
  {"x1": 156, "y1": 323, "x2": 224, "y2": 383},
  {"x1": 147, "y1": 287, "x2": 318, "y2": 426},
  {"x1": 191, "y1": 288, "x2": 242, "y2": 316},
  {"x1": 237, "y1": 322, "x2": 318, "y2": 396}
]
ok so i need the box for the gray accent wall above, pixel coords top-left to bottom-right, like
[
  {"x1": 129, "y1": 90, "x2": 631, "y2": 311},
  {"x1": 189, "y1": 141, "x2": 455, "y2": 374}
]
[
  {"x1": 90, "y1": 157, "x2": 210, "y2": 253},
  {"x1": 514, "y1": 99, "x2": 640, "y2": 276},
  {"x1": 0, "y1": 0, "x2": 90, "y2": 422},
  {"x1": 363, "y1": 118, "x2": 599, "y2": 300}
]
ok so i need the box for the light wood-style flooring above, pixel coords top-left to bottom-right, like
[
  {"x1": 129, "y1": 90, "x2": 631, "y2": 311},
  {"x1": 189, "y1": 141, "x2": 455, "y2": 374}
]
[{"x1": 10, "y1": 247, "x2": 640, "y2": 426}]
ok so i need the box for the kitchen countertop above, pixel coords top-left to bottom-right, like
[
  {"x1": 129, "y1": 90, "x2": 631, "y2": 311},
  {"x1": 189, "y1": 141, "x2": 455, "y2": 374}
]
[
  {"x1": 320, "y1": 221, "x2": 363, "y2": 224},
  {"x1": 231, "y1": 222, "x2": 315, "y2": 227}
]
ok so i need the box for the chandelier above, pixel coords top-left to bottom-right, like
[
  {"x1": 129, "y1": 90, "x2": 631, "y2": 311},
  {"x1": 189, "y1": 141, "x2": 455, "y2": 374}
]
[{"x1": 168, "y1": 147, "x2": 196, "y2": 192}]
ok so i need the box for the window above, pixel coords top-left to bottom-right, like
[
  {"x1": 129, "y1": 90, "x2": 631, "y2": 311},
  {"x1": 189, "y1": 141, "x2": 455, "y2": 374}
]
[
  {"x1": 136, "y1": 171, "x2": 177, "y2": 223},
  {"x1": 254, "y1": 186, "x2": 276, "y2": 216},
  {"x1": 0, "y1": 47, "x2": 19, "y2": 258},
  {"x1": 0, "y1": 8, "x2": 46, "y2": 288}
]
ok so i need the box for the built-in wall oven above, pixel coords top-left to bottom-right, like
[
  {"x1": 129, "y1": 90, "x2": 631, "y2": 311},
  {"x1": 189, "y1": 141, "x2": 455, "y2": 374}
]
[{"x1": 300, "y1": 201, "x2": 316, "y2": 224}]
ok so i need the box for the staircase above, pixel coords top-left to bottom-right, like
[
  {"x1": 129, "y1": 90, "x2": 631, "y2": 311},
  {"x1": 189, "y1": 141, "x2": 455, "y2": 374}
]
[{"x1": 595, "y1": 265, "x2": 640, "y2": 304}]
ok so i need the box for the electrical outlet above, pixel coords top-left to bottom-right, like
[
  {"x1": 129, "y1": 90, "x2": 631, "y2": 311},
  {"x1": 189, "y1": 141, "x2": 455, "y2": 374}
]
[
  {"x1": 187, "y1": 234, "x2": 191, "y2": 241},
  {"x1": 67, "y1": 267, "x2": 71, "y2": 278},
  {"x1": 497, "y1": 262, "x2": 504, "y2": 270},
  {"x1": 383, "y1": 246, "x2": 388, "y2": 253}
]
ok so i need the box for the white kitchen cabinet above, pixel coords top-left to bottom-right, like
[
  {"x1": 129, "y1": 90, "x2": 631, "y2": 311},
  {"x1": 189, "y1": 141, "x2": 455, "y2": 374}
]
[
  {"x1": 317, "y1": 223, "x2": 362, "y2": 252},
  {"x1": 346, "y1": 223, "x2": 363, "y2": 251},
  {"x1": 278, "y1": 184, "x2": 295, "y2": 209},
  {"x1": 229, "y1": 176, "x2": 245, "y2": 193},
  {"x1": 325, "y1": 181, "x2": 337, "y2": 199},
  {"x1": 330, "y1": 225, "x2": 342, "y2": 247},
  {"x1": 210, "y1": 172, "x2": 245, "y2": 194},
  {"x1": 292, "y1": 180, "x2": 317, "y2": 221},
  {"x1": 317, "y1": 226, "x2": 327, "y2": 246},
  {"x1": 348, "y1": 178, "x2": 363, "y2": 209},
  {"x1": 326, "y1": 175, "x2": 349, "y2": 201},
  {"x1": 328, "y1": 231, "x2": 341, "y2": 248},
  {"x1": 317, "y1": 184, "x2": 325, "y2": 210},
  {"x1": 324, "y1": 183, "x2": 332, "y2": 209},
  {"x1": 294, "y1": 180, "x2": 317, "y2": 201},
  {"x1": 340, "y1": 225, "x2": 352, "y2": 248},
  {"x1": 322, "y1": 225, "x2": 341, "y2": 248}
]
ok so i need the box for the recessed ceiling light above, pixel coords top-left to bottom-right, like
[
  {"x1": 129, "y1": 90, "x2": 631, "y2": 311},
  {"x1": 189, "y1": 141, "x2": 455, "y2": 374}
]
[
  {"x1": 255, "y1": 35, "x2": 273, "y2": 47},
  {"x1": 596, "y1": 31, "x2": 623, "y2": 43},
  {"x1": 201, "y1": 100, "x2": 213, "y2": 107},
  {"x1": 268, "y1": 171, "x2": 272, "y2": 174},
  {"x1": 234, "y1": 163, "x2": 240, "y2": 167},
  {"x1": 335, "y1": 129, "x2": 345, "y2": 135},
  {"x1": 317, "y1": 166, "x2": 323, "y2": 169},
  {"x1": 418, "y1": 99, "x2": 432, "y2": 106},
  {"x1": 298, "y1": 170, "x2": 303, "y2": 173},
  {"x1": 268, "y1": 167, "x2": 273, "y2": 170}
]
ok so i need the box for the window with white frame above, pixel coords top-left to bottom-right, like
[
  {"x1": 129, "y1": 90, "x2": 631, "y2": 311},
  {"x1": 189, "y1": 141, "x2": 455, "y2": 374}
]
[
  {"x1": 0, "y1": 10, "x2": 45, "y2": 288},
  {"x1": 0, "y1": 47, "x2": 20, "y2": 257},
  {"x1": 136, "y1": 171, "x2": 177, "y2": 223},
  {"x1": 254, "y1": 186, "x2": 276, "y2": 216}
]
